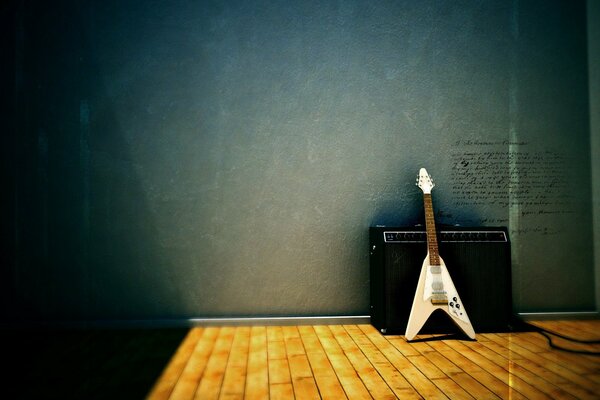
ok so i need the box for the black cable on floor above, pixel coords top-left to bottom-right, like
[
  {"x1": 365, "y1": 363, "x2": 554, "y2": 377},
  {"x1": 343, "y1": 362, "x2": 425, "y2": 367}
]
[
  {"x1": 518, "y1": 319, "x2": 600, "y2": 356},
  {"x1": 534, "y1": 326, "x2": 600, "y2": 344},
  {"x1": 536, "y1": 330, "x2": 600, "y2": 356}
]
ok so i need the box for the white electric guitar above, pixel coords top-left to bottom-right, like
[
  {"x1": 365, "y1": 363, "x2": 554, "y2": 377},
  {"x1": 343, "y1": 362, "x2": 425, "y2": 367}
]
[{"x1": 405, "y1": 168, "x2": 476, "y2": 341}]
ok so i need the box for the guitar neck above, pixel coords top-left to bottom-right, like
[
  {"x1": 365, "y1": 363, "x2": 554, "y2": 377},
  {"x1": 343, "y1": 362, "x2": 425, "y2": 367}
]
[{"x1": 423, "y1": 193, "x2": 440, "y2": 265}]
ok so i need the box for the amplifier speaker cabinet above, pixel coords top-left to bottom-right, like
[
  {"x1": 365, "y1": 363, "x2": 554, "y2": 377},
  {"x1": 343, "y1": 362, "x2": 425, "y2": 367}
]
[{"x1": 369, "y1": 226, "x2": 513, "y2": 335}]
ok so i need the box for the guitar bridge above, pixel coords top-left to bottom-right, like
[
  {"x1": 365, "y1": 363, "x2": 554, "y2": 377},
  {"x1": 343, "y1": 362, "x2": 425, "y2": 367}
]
[{"x1": 431, "y1": 295, "x2": 448, "y2": 305}]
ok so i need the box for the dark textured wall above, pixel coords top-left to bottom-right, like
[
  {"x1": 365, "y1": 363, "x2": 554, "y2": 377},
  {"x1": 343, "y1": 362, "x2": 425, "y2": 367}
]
[
  {"x1": 6, "y1": 0, "x2": 594, "y2": 322},
  {"x1": 591, "y1": 0, "x2": 600, "y2": 311},
  {"x1": 2, "y1": 2, "x2": 18, "y2": 321}
]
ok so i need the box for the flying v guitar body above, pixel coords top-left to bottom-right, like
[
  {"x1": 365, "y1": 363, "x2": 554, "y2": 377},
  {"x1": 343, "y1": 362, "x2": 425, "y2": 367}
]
[
  {"x1": 405, "y1": 255, "x2": 476, "y2": 341},
  {"x1": 405, "y1": 168, "x2": 476, "y2": 341}
]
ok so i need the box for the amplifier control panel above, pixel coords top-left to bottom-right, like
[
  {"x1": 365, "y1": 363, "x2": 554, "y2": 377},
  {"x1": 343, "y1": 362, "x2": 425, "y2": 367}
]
[{"x1": 383, "y1": 230, "x2": 507, "y2": 243}]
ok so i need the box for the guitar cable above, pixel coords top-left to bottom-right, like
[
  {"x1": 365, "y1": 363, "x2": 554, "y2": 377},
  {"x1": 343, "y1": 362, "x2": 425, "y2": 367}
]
[{"x1": 518, "y1": 319, "x2": 600, "y2": 356}]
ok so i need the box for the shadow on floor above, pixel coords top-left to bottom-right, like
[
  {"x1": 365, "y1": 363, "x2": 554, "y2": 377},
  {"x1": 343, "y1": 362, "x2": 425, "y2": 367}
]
[{"x1": 2, "y1": 327, "x2": 189, "y2": 399}]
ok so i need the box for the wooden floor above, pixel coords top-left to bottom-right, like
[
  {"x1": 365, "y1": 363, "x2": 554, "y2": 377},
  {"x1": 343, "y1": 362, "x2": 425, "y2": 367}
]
[{"x1": 147, "y1": 320, "x2": 600, "y2": 399}]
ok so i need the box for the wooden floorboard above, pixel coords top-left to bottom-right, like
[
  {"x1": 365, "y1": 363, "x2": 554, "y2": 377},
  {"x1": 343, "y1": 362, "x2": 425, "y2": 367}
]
[{"x1": 147, "y1": 320, "x2": 600, "y2": 399}]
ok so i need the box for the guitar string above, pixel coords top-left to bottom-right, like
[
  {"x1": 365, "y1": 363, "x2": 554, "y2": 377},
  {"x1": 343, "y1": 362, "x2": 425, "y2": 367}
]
[{"x1": 425, "y1": 193, "x2": 446, "y2": 300}]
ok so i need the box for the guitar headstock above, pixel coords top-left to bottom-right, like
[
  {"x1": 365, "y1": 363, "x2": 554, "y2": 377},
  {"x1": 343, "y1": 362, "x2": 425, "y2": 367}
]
[{"x1": 416, "y1": 168, "x2": 435, "y2": 194}]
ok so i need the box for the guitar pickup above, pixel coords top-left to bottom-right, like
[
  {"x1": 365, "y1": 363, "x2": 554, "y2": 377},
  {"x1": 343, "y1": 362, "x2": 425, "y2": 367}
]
[{"x1": 431, "y1": 299, "x2": 449, "y2": 305}]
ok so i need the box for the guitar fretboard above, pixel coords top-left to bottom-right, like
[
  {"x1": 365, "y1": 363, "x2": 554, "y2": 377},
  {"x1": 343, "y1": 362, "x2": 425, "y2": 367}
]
[{"x1": 423, "y1": 194, "x2": 440, "y2": 266}]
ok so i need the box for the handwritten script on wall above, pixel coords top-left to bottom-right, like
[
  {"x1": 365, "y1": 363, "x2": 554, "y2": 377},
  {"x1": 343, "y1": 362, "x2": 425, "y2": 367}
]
[{"x1": 449, "y1": 140, "x2": 574, "y2": 235}]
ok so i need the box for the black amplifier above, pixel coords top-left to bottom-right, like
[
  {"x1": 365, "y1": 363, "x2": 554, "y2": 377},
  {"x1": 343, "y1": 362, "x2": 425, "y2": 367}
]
[{"x1": 369, "y1": 226, "x2": 513, "y2": 334}]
